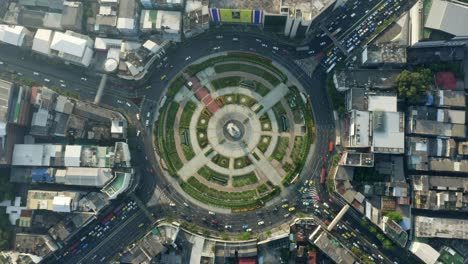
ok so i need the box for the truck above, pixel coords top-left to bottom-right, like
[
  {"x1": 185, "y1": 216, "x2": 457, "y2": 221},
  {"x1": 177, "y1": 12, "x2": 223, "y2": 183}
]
[{"x1": 320, "y1": 167, "x2": 327, "y2": 184}]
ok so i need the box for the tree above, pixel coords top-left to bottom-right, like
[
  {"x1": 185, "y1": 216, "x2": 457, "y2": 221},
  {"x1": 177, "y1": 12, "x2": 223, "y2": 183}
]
[
  {"x1": 385, "y1": 211, "x2": 403, "y2": 223},
  {"x1": 376, "y1": 233, "x2": 385, "y2": 242},
  {"x1": 396, "y1": 69, "x2": 433, "y2": 102},
  {"x1": 369, "y1": 226, "x2": 377, "y2": 234},
  {"x1": 383, "y1": 239, "x2": 394, "y2": 250}
]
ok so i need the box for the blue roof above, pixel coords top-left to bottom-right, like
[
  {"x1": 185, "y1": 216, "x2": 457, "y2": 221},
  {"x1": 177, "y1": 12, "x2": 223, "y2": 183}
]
[
  {"x1": 426, "y1": 94, "x2": 434, "y2": 106},
  {"x1": 31, "y1": 168, "x2": 54, "y2": 183}
]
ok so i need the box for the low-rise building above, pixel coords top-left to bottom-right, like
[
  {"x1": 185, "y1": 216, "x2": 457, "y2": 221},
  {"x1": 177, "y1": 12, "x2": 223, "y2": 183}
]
[
  {"x1": 414, "y1": 216, "x2": 468, "y2": 240},
  {"x1": 61, "y1": 1, "x2": 83, "y2": 32},
  {"x1": 140, "y1": 10, "x2": 182, "y2": 41},
  {"x1": 435, "y1": 90, "x2": 466, "y2": 109},
  {"x1": 407, "y1": 106, "x2": 466, "y2": 138},
  {"x1": 361, "y1": 43, "x2": 407, "y2": 66},
  {"x1": 49, "y1": 30, "x2": 94, "y2": 67},
  {"x1": 409, "y1": 241, "x2": 440, "y2": 264},
  {"x1": 26, "y1": 190, "x2": 80, "y2": 212},
  {"x1": 14, "y1": 233, "x2": 58, "y2": 258},
  {"x1": 183, "y1": 0, "x2": 209, "y2": 38},
  {"x1": 0, "y1": 24, "x2": 32, "y2": 47},
  {"x1": 117, "y1": 0, "x2": 138, "y2": 35},
  {"x1": 412, "y1": 175, "x2": 468, "y2": 210},
  {"x1": 333, "y1": 69, "x2": 401, "y2": 92},
  {"x1": 312, "y1": 230, "x2": 357, "y2": 264}
]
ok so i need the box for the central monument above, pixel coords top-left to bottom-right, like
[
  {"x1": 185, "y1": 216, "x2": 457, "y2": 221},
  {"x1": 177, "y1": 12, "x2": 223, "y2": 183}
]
[{"x1": 222, "y1": 119, "x2": 245, "y2": 141}]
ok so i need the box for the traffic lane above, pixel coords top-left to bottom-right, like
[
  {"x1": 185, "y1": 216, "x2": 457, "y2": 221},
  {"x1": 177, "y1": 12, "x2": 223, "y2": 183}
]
[
  {"x1": 76, "y1": 210, "x2": 150, "y2": 264},
  {"x1": 86, "y1": 213, "x2": 150, "y2": 264},
  {"x1": 0, "y1": 45, "x2": 100, "y2": 86}
]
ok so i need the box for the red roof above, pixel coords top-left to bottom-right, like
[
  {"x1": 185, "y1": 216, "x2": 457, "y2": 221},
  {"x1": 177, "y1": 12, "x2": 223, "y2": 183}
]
[
  {"x1": 239, "y1": 258, "x2": 257, "y2": 264},
  {"x1": 308, "y1": 251, "x2": 317, "y2": 264},
  {"x1": 436, "y1": 72, "x2": 456, "y2": 90}
]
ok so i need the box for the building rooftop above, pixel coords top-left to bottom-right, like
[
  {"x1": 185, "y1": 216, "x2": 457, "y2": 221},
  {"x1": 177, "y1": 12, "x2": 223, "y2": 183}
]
[
  {"x1": 348, "y1": 110, "x2": 370, "y2": 147},
  {"x1": 313, "y1": 230, "x2": 356, "y2": 264},
  {"x1": 55, "y1": 167, "x2": 114, "y2": 187},
  {"x1": 50, "y1": 31, "x2": 87, "y2": 58},
  {"x1": 27, "y1": 190, "x2": 79, "y2": 212},
  {"x1": 32, "y1": 29, "x2": 53, "y2": 55},
  {"x1": 361, "y1": 44, "x2": 407, "y2": 65},
  {"x1": 372, "y1": 111, "x2": 405, "y2": 154},
  {"x1": 425, "y1": 0, "x2": 468, "y2": 37},
  {"x1": 18, "y1": 0, "x2": 64, "y2": 10},
  {"x1": 436, "y1": 90, "x2": 466, "y2": 108},
  {"x1": 333, "y1": 69, "x2": 401, "y2": 92},
  {"x1": 60, "y1": 1, "x2": 82, "y2": 31},
  {"x1": 368, "y1": 94, "x2": 397, "y2": 112},
  {"x1": 339, "y1": 152, "x2": 374, "y2": 167},
  {"x1": 14, "y1": 234, "x2": 57, "y2": 257},
  {"x1": 0, "y1": 24, "x2": 28, "y2": 46},
  {"x1": 415, "y1": 216, "x2": 468, "y2": 240},
  {"x1": 409, "y1": 241, "x2": 440, "y2": 264},
  {"x1": 407, "y1": 39, "x2": 468, "y2": 64},
  {"x1": 408, "y1": 108, "x2": 466, "y2": 137}
]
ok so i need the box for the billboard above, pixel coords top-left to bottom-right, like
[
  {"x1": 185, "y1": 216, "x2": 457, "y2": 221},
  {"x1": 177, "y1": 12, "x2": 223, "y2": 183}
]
[{"x1": 210, "y1": 8, "x2": 263, "y2": 24}]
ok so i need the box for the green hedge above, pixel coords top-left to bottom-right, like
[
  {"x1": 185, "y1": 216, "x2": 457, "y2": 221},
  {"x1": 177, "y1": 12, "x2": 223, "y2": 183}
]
[
  {"x1": 272, "y1": 137, "x2": 289, "y2": 161},
  {"x1": 160, "y1": 102, "x2": 184, "y2": 174},
  {"x1": 179, "y1": 101, "x2": 197, "y2": 128},
  {"x1": 211, "y1": 154, "x2": 230, "y2": 169},
  {"x1": 232, "y1": 172, "x2": 258, "y2": 187},
  {"x1": 211, "y1": 76, "x2": 242, "y2": 90},
  {"x1": 166, "y1": 74, "x2": 186, "y2": 98},
  {"x1": 198, "y1": 166, "x2": 229, "y2": 185},
  {"x1": 214, "y1": 64, "x2": 280, "y2": 86},
  {"x1": 258, "y1": 136, "x2": 271, "y2": 153},
  {"x1": 234, "y1": 157, "x2": 252, "y2": 169}
]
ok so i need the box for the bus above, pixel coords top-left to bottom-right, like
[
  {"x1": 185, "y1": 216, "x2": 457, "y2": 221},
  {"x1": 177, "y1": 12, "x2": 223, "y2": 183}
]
[
  {"x1": 320, "y1": 167, "x2": 327, "y2": 185},
  {"x1": 101, "y1": 213, "x2": 114, "y2": 225},
  {"x1": 296, "y1": 46, "x2": 309, "y2": 51},
  {"x1": 328, "y1": 140, "x2": 335, "y2": 153}
]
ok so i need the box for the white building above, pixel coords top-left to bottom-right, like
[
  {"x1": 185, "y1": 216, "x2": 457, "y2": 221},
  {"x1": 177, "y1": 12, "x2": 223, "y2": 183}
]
[
  {"x1": 32, "y1": 29, "x2": 53, "y2": 55},
  {"x1": 140, "y1": 10, "x2": 182, "y2": 41},
  {"x1": 50, "y1": 30, "x2": 94, "y2": 67},
  {"x1": 0, "y1": 25, "x2": 31, "y2": 47}
]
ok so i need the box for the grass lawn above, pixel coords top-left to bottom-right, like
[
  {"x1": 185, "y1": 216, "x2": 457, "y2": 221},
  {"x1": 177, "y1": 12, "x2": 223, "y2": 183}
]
[
  {"x1": 273, "y1": 102, "x2": 289, "y2": 132},
  {"x1": 214, "y1": 63, "x2": 280, "y2": 86},
  {"x1": 257, "y1": 136, "x2": 271, "y2": 153},
  {"x1": 232, "y1": 172, "x2": 258, "y2": 187},
  {"x1": 198, "y1": 166, "x2": 229, "y2": 185},
  {"x1": 211, "y1": 77, "x2": 242, "y2": 90},
  {"x1": 239, "y1": 95, "x2": 256, "y2": 107},
  {"x1": 197, "y1": 129, "x2": 208, "y2": 148},
  {"x1": 212, "y1": 154, "x2": 230, "y2": 168},
  {"x1": 179, "y1": 101, "x2": 197, "y2": 128},
  {"x1": 272, "y1": 137, "x2": 289, "y2": 161},
  {"x1": 197, "y1": 108, "x2": 211, "y2": 129},
  {"x1": 234, "y1": 156, "x2": 252, "y2": 169},
  {"x1": 260, "y1": 113, "x2": 272, "y2": 131},
  {"x1": 180, "y1": 141, "x2": 195, "y2": 161},
  {"x1": 291, "y1": 136, "x2": 306, "y2": 165},
  {"x1": 159, "y1": 102, "x2": 184, "y2": 174},
  {"x1": 257, "y1": 184, "x2": 269, "y2": 194}
]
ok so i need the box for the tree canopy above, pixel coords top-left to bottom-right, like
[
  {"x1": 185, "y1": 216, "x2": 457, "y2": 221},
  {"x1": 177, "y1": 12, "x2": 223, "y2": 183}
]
[
  {"x1": 385, "y1": 211, "x2": 403, "y2": 223},
  {"x1": 396, "y1": 69, "x2": 432, "y2": 102}
]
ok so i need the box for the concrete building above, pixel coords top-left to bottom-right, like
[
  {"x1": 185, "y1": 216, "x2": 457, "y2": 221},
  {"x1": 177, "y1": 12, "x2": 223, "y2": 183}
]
[
  {"x1": 50, "y1": 30, "x2": 94, "y2": 67},
  {"x1": 407, "y1": 106, "x2": 466, "y2": 138},
  {"x1": 425, "y1": 0, "x2": 468, "y2": 37},
  {"x1": 333, "y1": 69, "x2": 401, "y2": 92},
  {"x1": 312, "y1": 230, "x2": 357, "y2": 264},
  {"x1": 140, "y1": 10, "x2": 182, "y2": 41},
  {"x1": 412, "y1": 175, "x2": 468, "y2": 210},
  {"x1": 14, "y1": 234, "x2": 58, "y2": 258},
  {"x1": 435, "y1": 90, "x2": 466, "y2": 109},
  {"x1": 17, "y1": 0, "x2": 64, "y2": 10},
  {"x1": 183, "y1": 0, "x2": 209, "y2": 38},
  {"x1": 0, "y1": 24, "x2": 31, "y2": 47},
  {"x1": 361, "y1": 44, "x2": 407, "y2": 66},
  {"x1": 32, "y1": 29, "x2": 53, "y2": 55},
  {"x1": 117, "y1": 0, "x2": 138, "y2": 35},
  {"x1": 26, "y1": 190, "x2": 79, "y2": 212},
  {"x1": 407, "y1": 39, "x2": 468, "y2": 64},
  {"x1": 414, "y1": 216, "x2": 468, "y2": 240},
  {"x1": 409, "y1": 242, "x2": 440, "y2": 264},
  {"x1": 61, "y1": 1, "x2": 83, "y2": 31}
]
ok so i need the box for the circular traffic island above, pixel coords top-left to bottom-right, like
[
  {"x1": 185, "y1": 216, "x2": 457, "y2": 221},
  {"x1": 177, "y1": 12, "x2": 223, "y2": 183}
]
[{"x1": 154, "y1": 52, "x2": 315, "y2": 212}]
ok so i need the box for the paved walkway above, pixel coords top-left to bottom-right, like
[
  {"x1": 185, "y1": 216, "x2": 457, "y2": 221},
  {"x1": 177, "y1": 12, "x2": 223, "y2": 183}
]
[
  {"x1": 254, "y1": 83, "x2": 290, "y2": 116},
  {"x1": 249, "y1": 148, "x2": 283, "y2": 186},
  {"x1": 178, "y1": 146, "x2": 214, "y2": 180}
]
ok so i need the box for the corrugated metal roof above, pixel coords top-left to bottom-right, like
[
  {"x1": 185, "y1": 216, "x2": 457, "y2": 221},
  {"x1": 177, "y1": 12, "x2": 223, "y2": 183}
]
[{"x1": 425, "y1": 0, "x2": 468, "y2": 36}]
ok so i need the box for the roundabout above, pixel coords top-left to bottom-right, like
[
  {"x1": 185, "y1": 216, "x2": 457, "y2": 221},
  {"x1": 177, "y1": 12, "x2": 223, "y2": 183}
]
[{"x1": 154, "y1": 51, "x2": 315, "y2": 211}]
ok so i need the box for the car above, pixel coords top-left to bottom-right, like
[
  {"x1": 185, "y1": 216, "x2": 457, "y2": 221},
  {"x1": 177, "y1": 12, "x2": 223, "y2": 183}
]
[
  {"x1": 147, "y1": 112, "x2": 151, "y2": 118},
  {"x1": 33, "y1": 72, "x2": 39, "y2": 76},
  {"x1": 183, "y1": 202, "x2": 189, "y2": 207},
  {"x1": 44, "y1": 78, "x2": 50, "y2": 82},
  {"x1": 255, "y1": 39, "x2": 261, "y2": 42},
  {"x1": 213, "y1": 46, "x2": 220, "y2": 50},
  {"x1": 378, "y1": 255, "x2": 384, "y2": 260},
  {"x1": 323, "y1": 202, "x2": 330, "y2": 208},
  {"x1": 16, "y1": 72, "x2": 23, "y2": 76},
  {"x1": 126, "y1": 102, "x2": 131, "y2": 107},
  {"x1": 242, "y1": 225, "x2": 249, "y2": 229},
  {"x1": 284, "y1": 213, "x2": 290, "y2": 218},
  {"x1": 258, "y1": 221, "x2": 264, "y2": 226},
  {"x1": 160, "y1": 75, "x2": 167, "y2": 80},
  {"x1": 162, "y1": 57, "x2": 168, "y2": 61},
  {"x1": 149, "y1": 168, "x2": 155, "y2": 175},
  {"x1": 0, "y1": 61, "x2": 3, "y2": 65},
  {"x1": 302, "y1": 201, "x2": 310, "y2": 206},
  {"x1": 288, "y1": 207, "x2": 296, "y2": 212},
  {"x1": 281, "y1": 204, "x2": 289, "y2": 208},
  {"x1": 320, "y1": 42, "x2": 326, "y2": 46},
  {"x1": 208, "y1": 211, "x2": 216, "y2": 216},
  {"x1": 225, "y1": 225, "x2": 232, "y2": 229},
  {"x1": 185, "y1": 56, "x2": 191, "y2": 61},
  {"x1": 59, "y1": 79, "x2": 64, "y2": 83},
  {"x1": 232, "y1": 37, "x2": 238, "y2": 41},
  {"x1": 60, "y1": 84, "x2": 66, "y2": 88},
  {"x1": 281, "y1": 199, "x2": 288, "y2": 203},
  {"x1": 216, "y1": 35, "x2": 223, "y2": 39},
  {"x1": 246, "y1": 228, "x2": 252, "y2": 232},
  {"x1": 211, "y1": 219, "x2": 218, "y2": 225},
  {"x1": 371, "y1": 243, "x2": 378, "y2": 249},
  {"x1": 169, "y1": 202, "x2": 176, "y2": 207},
  {"x1": 137, "y1": 130, "x2": 141, "y2": 137},
  {"x1": 261, "y1": 43, "x2": 268, "y2": 48},
  {"x1": 145, "y1": 85, "x2": 152, "y2": 89},
  {"x1": 273, "y1": 46, "x2": 279, "y2": 50},
  {"x1": 145, "y1": 120, "x2": 149, "y2": 127},
  {"x1": 136, "y1": 113, "x2": 140, "y2": 120}
]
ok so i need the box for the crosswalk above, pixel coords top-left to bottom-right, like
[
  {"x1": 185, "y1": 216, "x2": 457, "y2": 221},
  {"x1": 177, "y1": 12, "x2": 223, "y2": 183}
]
[
  {"x1": 155, "y1": 186, "x2": 173, "y2": 205},
  {"x1": 294, "y1": 58, "x2": 319, "y2": 78},
  {"x1": 300, "y1": 184, "x2": 320, "y2": 206}
]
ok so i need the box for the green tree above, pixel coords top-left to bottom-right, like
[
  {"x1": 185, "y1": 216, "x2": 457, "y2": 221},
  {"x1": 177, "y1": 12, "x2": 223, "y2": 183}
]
[
  {"x1": 237, "y1": 232, "x2": 252, "y2": 240},
  {"x1": 396, "y1": 69, "x2": 433, "y2": 102},
  {"x1": 369, "y1": 226, "x2": 377, "y2": 234},
  {"x1": 376, "y1": 233, "x2": 385, "y2": 241},
  {"x1": 383, "y1": 239, "x2": 394, "y2": 250},
  {"x1": 220, "y1": 232, "x2": 229, "y2": 240},
  {"x1": 385, "y1": 211, "x2": 403, "y2": 223}
]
